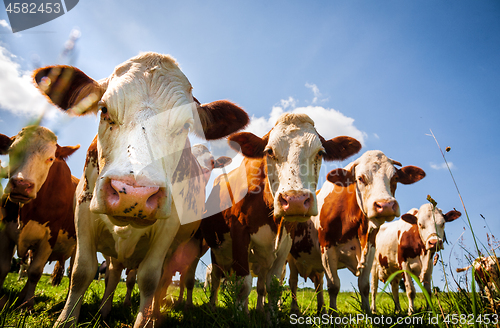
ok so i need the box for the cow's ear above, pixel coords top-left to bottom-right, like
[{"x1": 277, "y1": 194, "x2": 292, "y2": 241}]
[
  {"x1": 319, "y1": 135, "x2": 362, "y2": 162},
  {"x1": 214, "y1": 156, "x2": 232, "y2": 169},
  {"x1": 195, "y1": 100, "x2": 249, "y2": 140},
  {"x1": 444, "y1": 210, "x2": 461, "y2": 222},
  {"x1": 401, "y1": 213, "x2": 418, "y2": 225},
  {"x1": 55, "y1": 144, "x2": 80, "y2": 160},
  {"x1": 326, "y1": 168, "x2": 355, "y2": 187},
  {"x1": 228, "y1": 132, "x2": 268, "y2": 158},
  {"x1": 397, "y1": 166, "x2": 426, "y2": 185},
  {"x1": 33, "y1": 66, "x2": 104, "y2": 116},
  {"x1": 0, "y1": 134, "x2": 14, "y2": 155}
]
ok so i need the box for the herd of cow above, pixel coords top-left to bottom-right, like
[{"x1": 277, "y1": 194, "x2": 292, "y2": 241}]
[{"x1": 0, "y1": 52, "x2": 497, "y2": 327}]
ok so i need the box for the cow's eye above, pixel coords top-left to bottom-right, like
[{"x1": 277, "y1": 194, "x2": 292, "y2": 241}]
[
  {"x1": 318, "y1": 150, "x2": 327, "y2": 157},
  {"x1": 98, "y1": 101, "x2": 108, "y2": 114},
  {"x1": 47, "y1": 157, "x2": 54, "y2": 163},
  {"x1": 357, "y1": 176, "x2": 366, "y2": 185},
  {"x1": 265, "y1": 148, "x2": 274, "y2": 157},
  {"x1": 184, "y1": 122, "x2": 191, "y2": 130}
]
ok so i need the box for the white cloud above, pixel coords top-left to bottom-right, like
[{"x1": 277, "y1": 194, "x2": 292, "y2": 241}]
[
  {"x1": 0, "y1": 20, "x2": 9, "y2": 29},
  {"x1": 0, "y1": 45, "x2": 61, "y2": 120},
  {"x1": 245, "y1": 104, "x2": 367, "y2": 145},
  {"x1": 280, "y1": 96, "x2": 297, "y2": 109},
  {"x1": 430, "y1": 162, "x2": 455, "y2": 170},
  {"x1": 305, "y1": 82, "x2": 321, "y2": 104}
]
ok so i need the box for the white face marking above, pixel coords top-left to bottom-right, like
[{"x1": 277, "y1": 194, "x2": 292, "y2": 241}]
[
  {"x1": 89, "y1": 54, "x2": 198, "y2": 220},
  {"x1": 412, "y1": 203, "x2": 446, "y2": 251},
  {"x1": 192, "y1": 144, "x2": 215, "y2": 185},
  {"x1": 349, "y1": 150, "x2": 400, "y2": 223},
  {"x1": 5, "y1": 126, "x2": 58, "y2": 202},
  {"x1": 265, "y1": 114, "x2": 324, "y2": 220}
]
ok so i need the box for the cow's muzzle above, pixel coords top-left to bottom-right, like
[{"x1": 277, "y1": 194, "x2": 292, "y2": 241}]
[
  {"x1": 102, "y1": 179, "x2": 165, "y2": 224},
  {"x1": 276, "y1": 190, "x2": 315, "y2": 222},
  {"x1": 373, "y1": 200, "x2": 399, "y2": 219},
  {"x1": 427, "y1": 238, "x2": 443, "y2": 251},
  {"x1": 7, "y1": 178, "x2": 35, "y2": 203}
]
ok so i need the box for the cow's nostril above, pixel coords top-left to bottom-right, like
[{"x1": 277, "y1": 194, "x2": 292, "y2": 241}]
[
  {"x1": 303, "y1": 197, "x2": 311, "y2": 210},
  {"x1": 279, "y1": 194, "x2": 289, "y2": 210},
  {"x1": 146, "y1": 189, "x2": 162, "y2": 211}
]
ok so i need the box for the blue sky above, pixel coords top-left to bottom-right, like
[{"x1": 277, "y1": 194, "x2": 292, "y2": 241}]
[{"x1": 1, "y1": 0, "x2": 499, "y2": 297}]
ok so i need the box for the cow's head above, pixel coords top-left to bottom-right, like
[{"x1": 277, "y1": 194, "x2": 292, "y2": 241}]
[
  {"x1": 33, "y1": 52, "x2": 248, "y2": 227},
  {"x1": 228, "y1": 113, "x2": 361, "y2": 222},
  {"x1": 191, "y1": 144, "x2": 232, "y2": 186},
  {"x1": 401, "y1": 203, "x2": 461, "y2": 251},
  {"x1": 327, "y1": 150, "x2": 426, "y2": 226},
  {"x1": 0, "y1": 126, "x2": 79, "y2": 203}
]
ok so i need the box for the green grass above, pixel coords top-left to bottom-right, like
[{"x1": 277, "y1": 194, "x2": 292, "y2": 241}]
[{"x1": 1, "y1": 272, "x2": 496, "y2": 328}]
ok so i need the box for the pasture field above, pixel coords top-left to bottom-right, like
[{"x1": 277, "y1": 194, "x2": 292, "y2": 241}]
[{"x1": 0, "y1": 272, "x2": 496, "y2": 328}]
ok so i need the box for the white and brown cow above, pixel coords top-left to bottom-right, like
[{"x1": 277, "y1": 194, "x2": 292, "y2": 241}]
[
  {"x1": 371, "y1": 203, "x2": 461, "y2": 314},
  {"x1": 0, "y1": 126, "x2": 79, "y2": 307},
  {"x1": 201, "y1": 113, "x2": 361, "y2": 312},
  {"x1": 457, "y1": 255, "x2": 500, "y2": 312},
  {"x1": 288, "y1": 150, "x2": 425, "y2": 314},
  {"x1": 33, "y1": 52, "x2": 248, "y2": 327}
]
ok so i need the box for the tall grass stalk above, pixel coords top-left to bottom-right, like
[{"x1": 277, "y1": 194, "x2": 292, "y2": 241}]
[{"x1": 428, "y1": 129, "x2": 497, "y2": 328}]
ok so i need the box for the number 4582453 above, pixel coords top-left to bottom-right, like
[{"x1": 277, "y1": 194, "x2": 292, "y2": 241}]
[{"x1": 6, "y1": 2, "x2": 61, "y2": 14}]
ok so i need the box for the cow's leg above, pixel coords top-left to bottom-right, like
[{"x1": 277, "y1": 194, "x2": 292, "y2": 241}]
[
  {"x1": 322, "y1": 248, "x2": 340, "y2": 314},
  {"x1": 67, "y1": 248, "x2": 75, "y2": 287},
  {"x1": 256, "y1": 273, "x2": 266, "y2": 310},
  {"x1": 51, "y1": 260, "x2": 65, "y2": 286},
  {"x1": 15, "y1": 238, "x2": 52, "y2": 308},
  {"x1": 0, "y1": 227, "x2": 16, "y2": 288},
  {"x1": 208, "y1": 252, "x2": 224, "y2": 308},
  {"x1": 176, "y1": 275, "x2": 186, "y2": 305},
  {"x1": 314, "y1": 273, "x2": 326, "y2": 315},
  {"x1": 231, "y1": 221, "x2": 251, "y2": 312},
  {"x1": 100, "y1": 258, "x2": 123, "y2": 320},
  {"x1": 358, "y1": 238, "x2": 376, "y2": 314},
  {"x1": 156, "y1": 256, "x2": 175, "y2": 311},
  {"x1": 176, "y1": 241, "x2": 203, "y2": 307},
  {"x1": 54, "y1": 235, "x2": 98, "y2": 328},
  {"x1": 265, "y1": 234, "x2": 291, "y2": 311},
  {"x1": 183, "y1": 257, "x2": 200, "y2": 307},
  {"x1": 204, "y1": 265, "x2": 211, "y2": 291},
  {"x1": 288, "y1": 257, "x2": 300, "y2": 314},
  {"x1": 401, "y1": 262, "x2": 416, "y2": 315},
  {"x1": 370, "y1": 264, "x2": 379, "y2": 314},
  {"x1": 135, "y1": 219, "x2": 179, "y2": 328},
  {"x1": 136, "y1": 261, "x2": 164, "y2": 328},
  {"x1": 124, "y1": 269, "x2": 136, "y2": 308},
  {"x1": 391, "y1": 278, "x2": 401, "y2": 313},
  {"x1": 239, "y1": 274, "x2": 253, "y2": 314}
]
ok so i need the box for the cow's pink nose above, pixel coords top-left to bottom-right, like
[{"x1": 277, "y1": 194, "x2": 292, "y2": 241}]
[
  {"x1": 105, "y1": 179, "x2": 161, "y2": 219},
  {"x1": 428, "y1": 239, "x2": 440, "y2": 249},
  {"x1": 279, "y1": 192, "x2": 312, "y2": 215},
  {"x1": 9, "y1": 178, "x2": 34, "y2": 195},
  {"x1": 374, "y1": 201, "x2": 398, "y2": 216}
]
